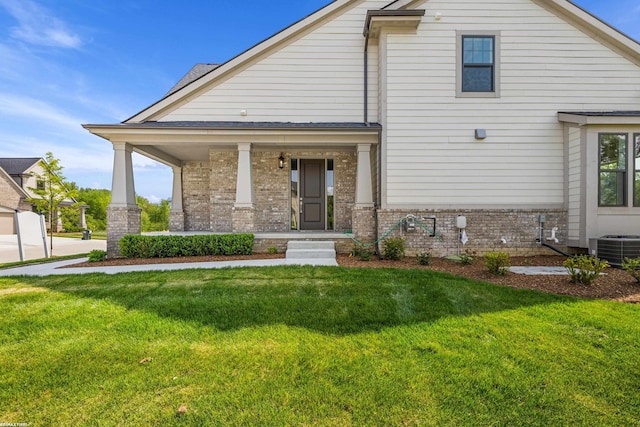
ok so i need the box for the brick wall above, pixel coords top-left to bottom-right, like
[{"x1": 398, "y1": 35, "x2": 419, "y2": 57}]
[
  {"x1": 182, "y1": 161, "x2": 211, "y2": 231},
  {"x1": 210, "y1": 151, "x2": 237, "y2": 232},
  {"x1": 376, "y1": 208, "x2": 568, "y2": 257},
  {"x1": 253, "y1": 151, "x2": 289, "y2": 232}
]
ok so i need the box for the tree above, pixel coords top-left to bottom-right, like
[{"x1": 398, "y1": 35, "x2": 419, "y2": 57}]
[
  {"x1": 136, "y1": 195, "x2": 170, "y2": 232},
  {"x1": 27, "y1": 152, "x2": 78, "y2": 254}
]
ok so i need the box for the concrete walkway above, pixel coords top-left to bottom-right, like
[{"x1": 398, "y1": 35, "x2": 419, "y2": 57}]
[
  {"x1": 0, "y1": 235, "x2": 106, "y2": 263},
  {"x1": 0, "y1": 256, "x2": 338, "y2": 277}
]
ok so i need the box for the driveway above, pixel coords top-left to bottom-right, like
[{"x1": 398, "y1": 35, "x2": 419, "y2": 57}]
[{"x1": 0, "y1": 234, "x2": 106, "y2": 263}]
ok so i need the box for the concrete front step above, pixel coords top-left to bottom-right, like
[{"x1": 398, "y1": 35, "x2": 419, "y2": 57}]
[
  {"x1": 286, "y1": 241, "x2": 336, "y2": 260},
  {"x1": 287, "y1": 240, "x2": 336, "y2": 251}
]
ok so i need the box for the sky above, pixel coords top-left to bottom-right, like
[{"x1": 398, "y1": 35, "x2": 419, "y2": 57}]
[{"x1": 0, "y1": 0, "x2": 639, "y2": 203}]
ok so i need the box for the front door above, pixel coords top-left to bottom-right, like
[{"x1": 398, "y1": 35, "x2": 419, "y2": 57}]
[{"x1": 300, "y1": 159, "x2": 325, "y2": 230}]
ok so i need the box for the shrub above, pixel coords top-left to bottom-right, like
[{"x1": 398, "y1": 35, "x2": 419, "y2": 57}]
[
  {"x1": 87, "y1": 250, "x2": 107, "y2": 263},
  {"x1": 622, "y1": 257, "x2": 640, "y2": 283},
  {"x1": 416, "y1": 252, "x2": 431, "y2": 266},
  {"x1": 484, "y1": 251, "x2": 511, "y2": 275},
  {"x1": 563, "y1": 256, "x2": 609, "y2": 285},
  {"x1": 459, "y1": 251, "x2": 474, "y2": 265},
  {"x1": 351, "y1": 245, "x2": 374, "y2": 261},
  {"x1": 119, "y1": 234, "x2": 254, "y2": 258},
  {"x1": 383, "y1": 237, "x2": 405, "y2": 260},
  {"x1": 267, "y1": 247, "x2": 278, "y2": 254}
]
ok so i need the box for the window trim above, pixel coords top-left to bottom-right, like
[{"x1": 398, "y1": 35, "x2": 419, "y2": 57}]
[
  {"x1": 634, "y1": 133, "x2": 640, "y2": 207},
  {"x1": 598, "y1": 133, "x2": 628, "y2": 207},
  {"x1": 456, "y1": 31, "x2": 500, "y2": 98}
]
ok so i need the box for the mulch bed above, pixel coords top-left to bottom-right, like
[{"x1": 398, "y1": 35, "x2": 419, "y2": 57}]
[{"x1": 66, "y1": 254, "x2": 640, "y2": 303}]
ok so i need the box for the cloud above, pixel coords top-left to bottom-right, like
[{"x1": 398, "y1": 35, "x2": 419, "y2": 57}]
[
  {"x1": 0, "y1": 93, "x2": 86, "y2": 134},
  {"x1": 0, "y1": 0, "x2": 83, "y2": 49}
]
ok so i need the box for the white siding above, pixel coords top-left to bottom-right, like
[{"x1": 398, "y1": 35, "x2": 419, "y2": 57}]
[
  {"x1": 162, "y1": 0, "x2": 388, "y2": 123},
  {"x1": 567, "y1": 126, "x2": 582, "y2": 241},
  {"x1": 383, "y1": 0, "x2": 640, "y2": 207}
]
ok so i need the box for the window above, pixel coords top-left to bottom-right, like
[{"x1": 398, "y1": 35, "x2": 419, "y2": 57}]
[
  {"x1": 36, "y1": 179, "x2": 45, "y2": 191},
  {"x1": 457, "y1": 32, "x2": 499, "y2": 97},
  {"x1": 462, "y1": 36, "x2": 494, "y2": 92},
  {"x1": 599, "y1": 133, "x2": 627, "y2": 207},
  {"x1": 635, "y1": 134, "x2": 640, "y2": 207}
]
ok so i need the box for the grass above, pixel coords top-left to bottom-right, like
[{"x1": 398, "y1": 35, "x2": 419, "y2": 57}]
[
  {"x1": 1, "y1": 266, "x2": 639, "y2": 425},
  {"x1": 53, "y1": 230, "x2": 107, "y2": 240}
]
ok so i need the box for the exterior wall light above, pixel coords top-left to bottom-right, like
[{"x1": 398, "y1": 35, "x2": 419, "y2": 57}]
[{"x1": 278, "y1": 153, "x2": 285, "y2": 169}]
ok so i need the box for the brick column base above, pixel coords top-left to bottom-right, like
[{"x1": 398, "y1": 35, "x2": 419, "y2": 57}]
[
  {"x1": 169, "y1": 210, "x2": 185, "y2": 232},
  {"x1": 107, "y1": 206, "x2": 141, "y2": 258},
  {"x1": 352, "y1": 207, "x2": 376, "y2": 245},
  {"x1": 232, "y1": 207, "x2": 256, "y2": 233}
]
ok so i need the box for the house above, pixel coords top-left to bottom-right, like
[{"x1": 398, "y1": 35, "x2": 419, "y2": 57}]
[
  {"x1": 0, "y1": 158, "x2": 87, "y2": 233},
  {"x1": 84, "y1": 0, "x2": 640, "y2": 258},
  {"x1": 0, "y1": 160, "x2": 33, "y2": 234}
]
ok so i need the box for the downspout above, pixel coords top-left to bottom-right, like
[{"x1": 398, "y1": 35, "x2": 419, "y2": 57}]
[
  {"x1": 364, "y1": 22, "x2": 381, "y2": 255},
  {"x1": 364, "y1": 28, "x2": 370, "y2": 125}
]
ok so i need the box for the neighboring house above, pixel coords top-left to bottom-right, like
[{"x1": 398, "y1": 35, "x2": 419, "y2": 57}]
[
  {"x1": 0, "y1": 158, "x2": 87, "y2": 233},
  {"x1": 84, "y1": 0, "x2": 640, "y2": 258},
  {"x1": 0, "y1": 162, "x2": 32, "y2": 234}
]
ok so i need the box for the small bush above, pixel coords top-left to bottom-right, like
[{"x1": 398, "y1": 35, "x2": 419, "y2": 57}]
[
  {"x1": 459, "y1": 251, "x2": 474, "y2": 265},
  {"x1": 484, "y1": 251, "x2": 511, "y2": 275},
  {"x1": 416, "y1": 252, "x2": 431, "y2": 266},
  {"x1": 622, "y1": 257, "x2": 640, "y2": 283},
  {"x1": 87, "y1": 250, "x2": 107, "y2": 263},
  {"x1": 119, "y1": 234, "x2": 254, "y2": 258},
  {"x1": 563, "y1": 256, "x2": 609, "y2": 285},
  {"x1": 267, "y1": 247, "x2": 278, "y2": 254},
  {"x1": 383, "y1": 237, "x2": 405, "y2": 260},
  {"x1": 351, "y1": 245, "x2": 374, "y2": 261}
]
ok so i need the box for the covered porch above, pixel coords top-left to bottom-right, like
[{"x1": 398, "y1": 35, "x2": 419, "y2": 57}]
[{"x1": 83, "y1": 122, "x2": 381, "y2": 257}]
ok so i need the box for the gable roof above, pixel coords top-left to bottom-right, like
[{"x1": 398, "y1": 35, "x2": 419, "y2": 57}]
[
  {"x1": 121, "y1": 0, "x2": 640, "y2": 124},
  {"x1": 0, "y1": 165, "x2": 30, "y2": 199},
  {"x1": 166, "y1": 63, "x2": 219, "y2": 96},
  {"x1": 0, "y1": 158, "x2": 41, "y2": 176},
  {"x1": 124, "y1": 0, "x2": 361, "y2": 123}
]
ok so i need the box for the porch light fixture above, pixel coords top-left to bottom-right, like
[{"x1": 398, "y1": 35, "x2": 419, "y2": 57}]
[{"x1": 278, "y1": 153, "x2": 285, "y2": 169}]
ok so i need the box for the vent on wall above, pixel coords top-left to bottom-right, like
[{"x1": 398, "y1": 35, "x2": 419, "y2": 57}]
[{"x1": 588, "y1": 236, "x2": 640, "y2": 266}]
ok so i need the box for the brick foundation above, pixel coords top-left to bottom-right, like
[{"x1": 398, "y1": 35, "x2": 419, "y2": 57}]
[
  {"x1": 107, "y1": 206, "x2": 141, "y2": 257},
  {"x1": 376, "y1": 208, "x2": 568, "y2": 257},
  {"x1": 169, "y1": 210, "x2": 185, "y2": 232},
  {"x1": 232, "y1": 207, "x2": 256, "y2": 233}
]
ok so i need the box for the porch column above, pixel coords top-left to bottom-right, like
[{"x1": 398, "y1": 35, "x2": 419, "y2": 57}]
[
  {"x1": 232, "y1": 143, "x2": 256, "y2": 232},
  {"x1": 169, "y1": 165, "x2": 185, "y2": 231},
  {"x1": 355, "y1": 144, "x2": 374, "y2": 207},
  {"x1": 78, "y1": 206, "x2": 87, "y2": 229},
  {"x1": 353, "y1": 143, "x2": 376, "y2": 243},
  {"x1": 107, "y1": 142, "x2": 141, "y2": 257}
]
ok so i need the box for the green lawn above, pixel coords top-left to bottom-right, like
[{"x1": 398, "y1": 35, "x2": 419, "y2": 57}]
[
  {"x1": 53, "y1": 230, "x2": 107, "y2": 240},
  {"x1": 1, "y1": 266, "x2": 638, "y2": 426}
]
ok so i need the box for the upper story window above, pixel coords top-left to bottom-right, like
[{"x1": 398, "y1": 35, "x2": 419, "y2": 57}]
[
  {"x1": 599, "y1": 133, "x2": 627, "y2": 207},
  {"x1": 456, "y1": 31, "x2": 500, "y2": 98}
]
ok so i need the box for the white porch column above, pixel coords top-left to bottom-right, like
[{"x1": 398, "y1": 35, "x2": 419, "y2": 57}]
[
  {"x1": 78, "y1": 206, "x2": 87, "y2": 229},
  {"x1": 234, "y1": 143, "x2": 254, "y2": 207},
  {"x1": 171, "y1": 166, "x2": 183, "y2": 212},
  {"x1": 355, "y1": 143, "x2": 374, "y2": 208},
  {"x1": 110, "y1": 142, "x2": 137, "y2": 207},
  {"x1": 107, "y1": 142, "x2": 140, "y2": 257}
]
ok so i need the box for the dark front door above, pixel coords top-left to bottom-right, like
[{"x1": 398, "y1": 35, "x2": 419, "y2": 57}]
[{"x1": 300, "y1": 159, "x2": 325, "y2": 230}]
